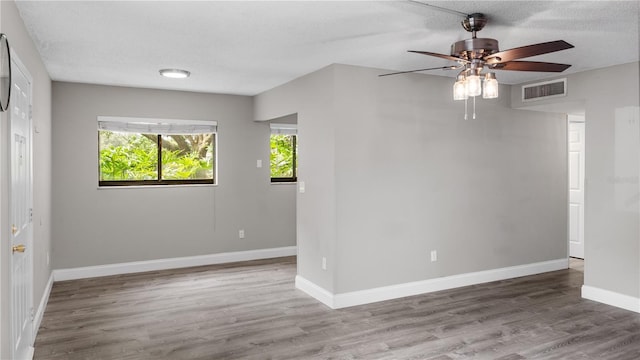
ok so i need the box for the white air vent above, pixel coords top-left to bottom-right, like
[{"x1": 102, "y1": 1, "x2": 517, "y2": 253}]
[{"x1": 522, "y1": 78, "x2": 567, "y2": 102}]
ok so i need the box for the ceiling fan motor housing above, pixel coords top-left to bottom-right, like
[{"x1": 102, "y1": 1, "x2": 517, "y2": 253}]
[{"x1": 451, "y1": 38, "x2": 499, "y2": 60}]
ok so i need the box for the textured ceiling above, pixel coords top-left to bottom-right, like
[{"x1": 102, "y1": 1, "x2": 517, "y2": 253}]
[{"x1": 14, "y1": 1, "x2": 640, "y2": 96}]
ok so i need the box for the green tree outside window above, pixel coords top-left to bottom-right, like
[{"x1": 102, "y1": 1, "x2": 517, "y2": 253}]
[
  {"x1": 270, "y1": 134, "x2": 297, "y2": 182},
  {"x1": 99, "y1": 130, "x2": 215, "y2": 186}
]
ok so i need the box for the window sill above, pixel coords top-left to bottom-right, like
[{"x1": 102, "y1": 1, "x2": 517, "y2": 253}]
[
  {"x1": 98, "y1": 183, "x2": 218, "y2": 190},
  {"x1": 270, "y1": 182, "x2": 297, "y2": 185}
]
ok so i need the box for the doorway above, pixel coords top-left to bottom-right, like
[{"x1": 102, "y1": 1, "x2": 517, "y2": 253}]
[
  {"x1": 9, "y1": 51, "x2": 34, "y2": 360},
  {"x1": 568, "y1": 114, "x2": 585, "y2": 259}
]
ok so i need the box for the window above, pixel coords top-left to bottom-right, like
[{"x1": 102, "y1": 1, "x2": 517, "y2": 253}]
[
  {"x1": 98, "y1": 117, "x2": 217, "y2": 186},
  {"x1": 270, "y1": 123, "x2": 297, "y2": 182}
]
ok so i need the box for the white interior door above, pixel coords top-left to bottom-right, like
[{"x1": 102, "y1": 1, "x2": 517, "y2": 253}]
[
  {"x1": 10, "y1": 53, "x2": 34, "y2": 360},
  {"x1": 568, "y1": 118, "x2": 585, "y2": 259}
]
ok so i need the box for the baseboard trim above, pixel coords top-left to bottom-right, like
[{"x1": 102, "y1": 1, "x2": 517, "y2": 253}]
[
  {"x1": 297, "y1": 258, "x2": 568, "y2": 309},
  {"x1": 582, "y1": 285, "x2": 640, "y2": 313},
  {"x1": 53, "y1": 246, "x2": 297, "y2": 282},
  {"x1": 33, "y1": 272, "x2": 54, "y2": 338},
  {"x1": 295, "y1": 275, "x2": 335, "y2": 308}
]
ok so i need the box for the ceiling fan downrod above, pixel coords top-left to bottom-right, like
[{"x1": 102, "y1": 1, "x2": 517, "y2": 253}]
[{"x1": 451, "y1": 13, "x2": 499, "y2": 61}]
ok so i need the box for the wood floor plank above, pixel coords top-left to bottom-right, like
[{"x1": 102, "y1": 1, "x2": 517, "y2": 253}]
[{"x1": 34, "y1": 257, "x2": 640, "y2": 359}]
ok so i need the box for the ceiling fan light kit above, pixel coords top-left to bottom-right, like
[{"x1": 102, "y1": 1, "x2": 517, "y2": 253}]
[
  {"x1": 482, "y1": 73, "x2": 499, "y2": 99},
  {"x1": 453, "y1": 74, "x2": 467, "y2": 100},
  {"x1": 383, "y1": 10, "x2": 574, "y2": 119}
]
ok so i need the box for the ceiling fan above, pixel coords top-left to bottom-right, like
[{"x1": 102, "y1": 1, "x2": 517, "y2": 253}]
[{"x1": 380, "y1": 12, "x2": 574, "y2": 78}]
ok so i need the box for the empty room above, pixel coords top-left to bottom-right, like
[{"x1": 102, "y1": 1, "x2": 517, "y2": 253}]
[{"x1": 0, "y1": 1, "x2": 639, "y2": 359}]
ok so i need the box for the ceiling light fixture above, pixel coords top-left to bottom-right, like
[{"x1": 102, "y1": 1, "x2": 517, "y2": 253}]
[
  {"x1": 453, "y1": 63, "x2": 498, "y2": 120},
  {"x1": 159, "y1": 69, "x2": 190, "y2": 79}
]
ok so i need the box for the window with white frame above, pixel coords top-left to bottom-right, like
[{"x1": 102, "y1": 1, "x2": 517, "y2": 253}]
[
  {"x1": 270, "y1": 123, "x2": 297, "y2": 183},
  {"x1": 98, "y1": 116, "x2": 217, "y2": 186}
]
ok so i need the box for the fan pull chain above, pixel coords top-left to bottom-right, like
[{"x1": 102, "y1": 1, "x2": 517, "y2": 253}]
[
  {"x1": 473, "y1": 96, "x2": 476, "y2": 120},
  {"x1": 464, "y1": 97, "x2": 468, "y2": 120}
]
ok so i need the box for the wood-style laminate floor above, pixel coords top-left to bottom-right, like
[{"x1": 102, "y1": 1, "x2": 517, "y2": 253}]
[{"x1": 34, "y1": 257, "x2": 640, "y2": 360}]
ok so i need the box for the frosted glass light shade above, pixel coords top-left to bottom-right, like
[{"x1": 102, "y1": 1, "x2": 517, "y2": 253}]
[
  {"x1": 159, "y1": 69, "x2": 191, "y2": 78},
  {"x1": 453, "y1": 78, "x2": 467, "y2": 100},
  {"x1": 466, "y1": 74, "x2": 481, "y2": 97},
  {"x1": 482, "y1": 73, "x2": 499, "y2": 99}
]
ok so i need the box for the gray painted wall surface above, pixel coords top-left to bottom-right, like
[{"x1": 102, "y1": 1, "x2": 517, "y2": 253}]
[
  {"x1": 512, "y1": 62, "x2": 640, "y2": 298},
  {"x1": 332, "y1": 65, "x2": 567, "y2": 293},
  {"x1": 52, "y1": 82, "x2": 296, "y2": 269},
  {"x1": 0, "y1": 1, "x2": 53, "y2": 357},
  {"x1": 256, "y1": 63, "x2": 568, "y2": 295},
  {"x1": 255, "y1": 65, "x2": 338, "y2": 292}
]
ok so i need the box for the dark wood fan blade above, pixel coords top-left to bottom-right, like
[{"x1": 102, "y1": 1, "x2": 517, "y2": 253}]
[
  {"x1": 490, "y1": 61, "x2": 571, "y2": 72},
  {"x1": 408, "y1": 50, "x2": 466, "y2": 63},
  {"x1": 379, "y1": 65, "x2": 460, "y2": 77},
  {"x1": 492, "y1": 61, "x2": 571, "y2": 72},
  {"x1": 485, "y1": 40, "x2": 574, "y2": 64}
]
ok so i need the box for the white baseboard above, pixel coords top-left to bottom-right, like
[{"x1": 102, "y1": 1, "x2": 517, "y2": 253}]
[
  {"x1": 296, "y1": 258, "x2": 568, "y2": 309},
  {"x1": 582, "y1": 285, "x2": 640, "y2": 313},
  {"x1": 53, "y1": 246, "x2": 297, "y2": 281},
  {"x1": 295, "y1": 275, "x2": 335, "y2": 308},
  {"x1": 33, "y1": 272, "x2": 54, "y2": 338}
]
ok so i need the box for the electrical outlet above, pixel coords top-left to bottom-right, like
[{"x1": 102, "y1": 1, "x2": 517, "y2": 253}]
[
  {"x1": 239, "y1": 229, "x2": 245, "y2": 239},
  {"x1": 322, "y1": 257, "x2": 327, "y2": 270},
  {"x1": 430, "y1": 250, "x2": 437, "y2": 262},
  {"x1": 256, "y1": 159, "x2": 262, "y2": 168},
  {"x1": 299, "y1": 181, "x2": 305, "y2": 193}
]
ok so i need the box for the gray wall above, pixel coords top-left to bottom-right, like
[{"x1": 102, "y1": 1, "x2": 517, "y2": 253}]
[
  {"x1": 256, "y1": 63, "x2": 568, "y2": 294},
  {"x1": 0, "y1": 1, "x2": 52, "y2": 357},
  {"x1": 512, "y1": 62, "x2": 640, "y2": 299},
  {"x1": 255, "y1": 65, "x2": 338, "y2": 292},
  {"x1": 52, "y1": 82, "x2": 296, "y2": 269}
]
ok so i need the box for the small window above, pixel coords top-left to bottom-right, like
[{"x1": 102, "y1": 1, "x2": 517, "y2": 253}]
[
  {"x1": 98, "y1": 117, "x2": 217, "y2": 186},
  {"x1": 270, "y1": 123, "x2": 297, "y2": 183}
]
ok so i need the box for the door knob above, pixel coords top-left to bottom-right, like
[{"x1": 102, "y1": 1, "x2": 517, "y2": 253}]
[{"x1": 12, "y1": 244, "x2": 25, "y2": 253}]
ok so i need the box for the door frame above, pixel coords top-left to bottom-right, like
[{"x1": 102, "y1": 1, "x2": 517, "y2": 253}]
[
  {"x1": 8, "y1": 48, "x2": 35, "y2": 360},
  {"x1": 568, "y1": 114, "x2": 585, "y2": 261}
]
